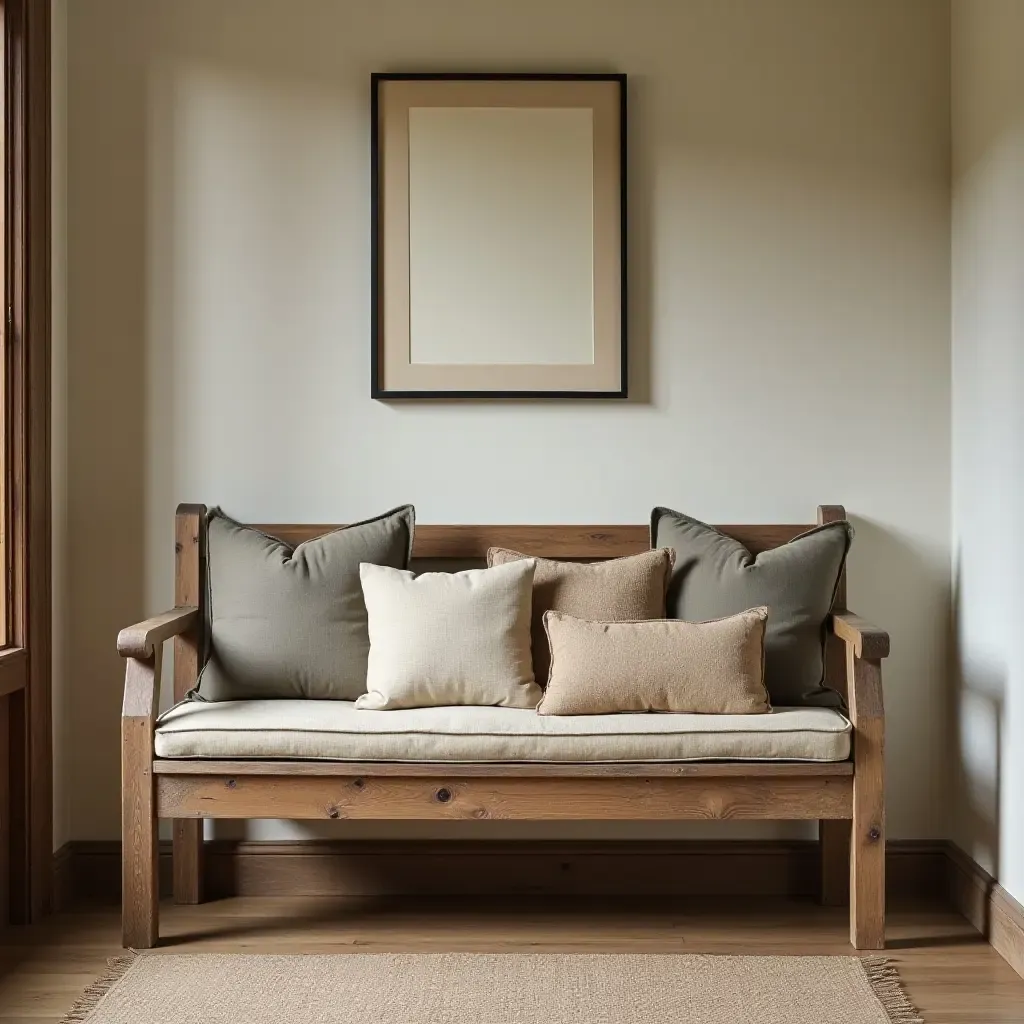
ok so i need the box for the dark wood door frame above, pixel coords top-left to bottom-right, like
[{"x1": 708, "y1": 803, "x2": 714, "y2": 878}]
[{"x1": 4, "y1": 0, "x2": 52, "y2": 923}]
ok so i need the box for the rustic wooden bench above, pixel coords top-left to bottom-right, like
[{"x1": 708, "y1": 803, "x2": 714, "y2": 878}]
[{"x1": 119, "y1": 503, "x2": 888, "y2": 949}]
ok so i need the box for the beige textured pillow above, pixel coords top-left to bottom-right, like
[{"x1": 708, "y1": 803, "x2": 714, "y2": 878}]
[
  {"x1": 538, "y1": 608, "x2": 770, "y2": 716},
  {"x1": 487, "y1": 547, "x2": 674, "y2": 685},
  {"x1": 356, "y1": 560, "x2": 540, "y2": 711}
]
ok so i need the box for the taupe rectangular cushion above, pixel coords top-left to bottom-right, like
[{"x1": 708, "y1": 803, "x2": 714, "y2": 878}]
[
  {"x1": 539, "y1": 608, "x2": 770, "y2": 715},
  {"x1": 155, "y1": 700, "x2": 851, "y2": 762},
  {"x1": 487, "y1": 547, "x2": 674, "y2": 685},
  {"x1": 651, "y1": 508, "x2": 852, "y2": 706},
  {"x1": 197, "y1": 506, "x2": 415, "y2": 701}
]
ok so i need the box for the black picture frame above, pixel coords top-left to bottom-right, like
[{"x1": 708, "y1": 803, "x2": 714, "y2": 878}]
[{"x1": 370, "y1": 72, "x2": 628, "y2": 400}]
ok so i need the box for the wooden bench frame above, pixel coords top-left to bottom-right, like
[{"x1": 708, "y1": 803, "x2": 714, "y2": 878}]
[{"x1": 119, "y1": 504, "x2": 889, "y2": 950}]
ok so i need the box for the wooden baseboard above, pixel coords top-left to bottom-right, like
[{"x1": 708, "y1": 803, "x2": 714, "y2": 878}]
[
  {"x1": 53, "y1": 837, "x2": 946, "y2": 908},
  {"x1": 946, "y1": 843, "x2": 1024, "y2": 981},
  {"x1": 50, "y1": 836, "x2": 1024, "y2": 980}
]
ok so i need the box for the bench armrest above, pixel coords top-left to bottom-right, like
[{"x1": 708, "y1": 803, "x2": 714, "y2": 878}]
[
  {"x1": 832, "y1": 611, "x2": 890, "y2": 661},
  {"x1": 832, "y1": 609, "x2": 887, "y2": 728},
  {"x1": 117, "y1": 606, "x2": 199, "y2": 658}
]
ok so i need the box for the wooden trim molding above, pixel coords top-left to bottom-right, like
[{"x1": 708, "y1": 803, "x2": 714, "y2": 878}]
[
  {"x1": 0, "y1": 646, "x2": 27, "y2": 698},
  {"x1": 56, "y1": 838, "x2": 1024, "y2": 981},
  {"x1": 946, "y1": 843, "x2": 1024, "y2": 981},
  {"x1": 256, "y1": 523, "x2": 812, "y2": 558},
  {"x1": 4, "y1": 0, "x2": 53, "y2": 925},
  {"x1": 53, "y1": 837, "x2": 948, "y2": 908},
  {"x1": 56, "y1": 834, "x2": 1024, "y2": 981}
]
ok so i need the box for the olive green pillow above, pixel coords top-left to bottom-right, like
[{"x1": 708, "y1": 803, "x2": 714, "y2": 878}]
[
  {"x1": 197, "y1": 505, "x2": 415, "y2": 701},
  {"x1": 651, "y1": 508, "x2": 852, "y2": 706}
]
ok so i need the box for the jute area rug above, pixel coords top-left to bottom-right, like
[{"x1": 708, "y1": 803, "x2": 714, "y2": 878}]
[{"x1": 65, "y1": 952, "x2": 923, "y2": 1024}]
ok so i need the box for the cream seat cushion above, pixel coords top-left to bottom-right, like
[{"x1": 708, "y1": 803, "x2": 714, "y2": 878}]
[{"x1": 155, "y1": 702, "x2": 851, "y2": 762}]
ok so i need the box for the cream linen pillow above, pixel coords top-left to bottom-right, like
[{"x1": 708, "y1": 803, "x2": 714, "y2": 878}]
[
  {"x1": 538, "y1": 608, "x2": 770, "y2": 716},
  {"x1": 356, "y1": 560, "x2": 541, "y2": 710},
  {"x1": 486, "y1": 547, "x2": 675, "y2": 686}
]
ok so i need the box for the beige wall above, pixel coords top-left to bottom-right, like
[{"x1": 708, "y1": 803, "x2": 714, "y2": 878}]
[
  {"x1": 63, "y1": 0, "x2": 952, "y2": 841},
  {"x1": 951, "y1": 0, "x2": 1024, "y2": 903}
]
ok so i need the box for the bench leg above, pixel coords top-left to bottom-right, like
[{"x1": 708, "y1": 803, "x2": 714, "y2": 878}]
[
  {"x1": 122, "y1": 712, "x2": 159, "y2": 948},
  {"x1": 849, "y1": 657, "x2": 885, "y2": 949},
  {"x1": 819, "y1": 819, "x2": 850, "y2": 906},
  {"x1": 850, "y1": 809, "x2": 885, "y2": 948},
  {"x1": 173, "y1": 820, "x2": 204, "y2": 904}
]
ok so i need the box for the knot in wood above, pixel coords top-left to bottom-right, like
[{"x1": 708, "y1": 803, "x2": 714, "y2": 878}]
[
  {"x1": 225, "y1": 779, "x2": 236, "y2": 789},
  {"x1": 435, "y1": 787, "x2": 453, "y2": 804},
  {"x1": 327, "y1": 806, "x2": 340, "y2": 819},
  {"x1": 868, "y1": 827, "x2": 881, "y2": 842},
  {"x1": 352, "y1": 778, "x2": 365, "y2": 790}
]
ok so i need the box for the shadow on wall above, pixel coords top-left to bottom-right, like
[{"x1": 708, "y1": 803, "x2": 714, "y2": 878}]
[
  {"x1": 947, "y1": 547, "x2": 1003, "y2": 879},
  {"x1": 845, "y1": 515, "x2": 950, "y2": 840}
]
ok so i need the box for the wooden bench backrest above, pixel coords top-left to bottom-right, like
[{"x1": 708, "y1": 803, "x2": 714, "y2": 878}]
[
  {"x1": 173, "y1": 505, "x2": 848, "y2": 698},
  {"x1": 254, "y1": 523, "x2": 809, "y2": 559}
]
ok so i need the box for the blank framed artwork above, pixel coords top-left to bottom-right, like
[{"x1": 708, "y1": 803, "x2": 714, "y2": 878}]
[{"x1": 371, "y1": 73, "x2": 627, "y2": 399}]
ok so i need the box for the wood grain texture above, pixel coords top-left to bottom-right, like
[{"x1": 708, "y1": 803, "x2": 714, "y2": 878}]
[
  {"x1": 173, "y1": 505, "x2": 207, "y2": 906},
  {"x1": 6, "y1": 894, "x2": 1024, "y2": 1024},
  {"x1": 2, "y1": 0, "x2": 54, "y2": 925},
  {"x1": 818, "y1": 819, "x2": 851, "y2": 906},
  {"x1": 53, "y1": 838, "x2": 950, "y2": 905},
  {"x1": 0, "y1": 699, "x2": 9, "y2": 925},
  {"x1": 121, "y1": 656, "x2": 161, "y2": 948},
  {"x1": 24, "y1": 0, "x2": 53, "y2": 925},
  {"x1": 116, "y1": 606, "x2": 198, "y2": 658},
  {"x1": 152, "y1": 760, "x2": 854, "y2": 778},
  {"x1": 833, "y1": 611, "x2": 891, "y2": 661},
  {"x1": 253, "y1": 522, "x2": 814, "y2": 558},
  {"x1": 156, "y1": 775, "x2": 853, "y2": 822},
  {"x1": 0, "y1": 647, "x2": 28, "y2": 698},
  {"x1": 822, "y1": 633, "x2": 848, "y2": 704},
  {"x1": 947, "y1": 844, "x2": 1024, "y2": 981},
  {"x1": 848, "y1": 651, "x2": 885, "y2": 949}
]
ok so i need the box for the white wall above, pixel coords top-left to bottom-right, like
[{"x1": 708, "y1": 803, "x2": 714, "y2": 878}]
[
  {"x1": 64, "y1": 0, "x2": 952, "y2": 842},
  {"x1": 951, "y1": 0, "x2": 1024, "y2": 903}
]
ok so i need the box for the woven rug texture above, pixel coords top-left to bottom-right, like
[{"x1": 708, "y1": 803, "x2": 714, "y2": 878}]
[{"x1": 64, "y1": 952, "x2": 923, "y2": 1024}]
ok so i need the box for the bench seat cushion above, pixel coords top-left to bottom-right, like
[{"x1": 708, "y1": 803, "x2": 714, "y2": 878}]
[{"x1": 155, "y1": 701, "x2": 851, "y2": 763}]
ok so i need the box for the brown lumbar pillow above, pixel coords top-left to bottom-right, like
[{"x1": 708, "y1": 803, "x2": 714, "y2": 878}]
[
  {"x1": 486, "y1": 547, "x2": 675, "y2": 685},
  {"x1": 537, "y1": 608, "x2": 770, "y2": 716}
]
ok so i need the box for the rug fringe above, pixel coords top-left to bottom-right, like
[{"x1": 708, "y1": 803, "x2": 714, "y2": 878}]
[
  {"x1": 59, "y1": 950, "x2": 140, "y2": 1024},
  {"x1": 860, "y1": 957, "x2": 924, "y2": 1024}
]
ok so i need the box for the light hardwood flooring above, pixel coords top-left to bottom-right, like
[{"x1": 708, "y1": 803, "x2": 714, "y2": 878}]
[{"x1": 0, "y1": 895, "x2": 1021, "y2": 1022}]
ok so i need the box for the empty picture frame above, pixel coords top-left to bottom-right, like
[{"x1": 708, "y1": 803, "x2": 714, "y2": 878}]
[{"x1": 371, "y1": 73, "x2": 627, "y2": 399}]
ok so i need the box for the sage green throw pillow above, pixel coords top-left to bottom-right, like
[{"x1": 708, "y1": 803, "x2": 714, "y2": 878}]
[
  {"x1": 197, "y1": 505, "x2": 415, "y2": 701},
  {"x1": 651, "y1": 508, "x2": 852, "y2": 707}
]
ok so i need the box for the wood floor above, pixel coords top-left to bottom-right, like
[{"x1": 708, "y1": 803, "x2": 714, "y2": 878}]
[{"x1": 0, "y1": 895, "x2": 1021, "y2": 1022}]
